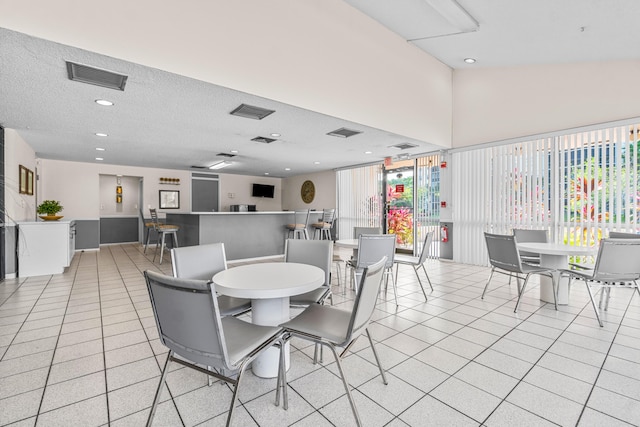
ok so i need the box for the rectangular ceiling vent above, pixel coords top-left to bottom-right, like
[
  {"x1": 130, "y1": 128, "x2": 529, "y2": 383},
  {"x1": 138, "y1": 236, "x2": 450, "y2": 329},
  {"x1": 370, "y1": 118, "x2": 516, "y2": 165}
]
[
  {"x1": 66, "y1": 61, "x2": 128, "y2": 91},
  {"x1": 190, "y1": 165, "x2": 207, "y2": 169},
  {"x1": 251, "y1": 136, "x2": 276, "y2": 144},
  {"x1": 216, "y1": 152, "x2": 236, "y2": 158},
  {"x1": 230, "y1": 104, "x2": 275, "y2": 120},
  {"x1": 390, "y1": 142, "x2": 419, "y2": 150},
  {"x1": 327, "y1": 127, "x2": 362, "y2": 138}
]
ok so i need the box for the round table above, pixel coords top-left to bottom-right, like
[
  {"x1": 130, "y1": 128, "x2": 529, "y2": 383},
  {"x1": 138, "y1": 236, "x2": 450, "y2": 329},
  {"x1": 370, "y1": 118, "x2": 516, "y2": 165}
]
[
  {"x1": 212, "y1": 262, "x2": 324, "y2": 377},
  {"x1": 517, "y1": 242, "x2": 598, "y2": 304},
  {"x1": 335, "y1": 239, "x2": 359, "y2": 248}
]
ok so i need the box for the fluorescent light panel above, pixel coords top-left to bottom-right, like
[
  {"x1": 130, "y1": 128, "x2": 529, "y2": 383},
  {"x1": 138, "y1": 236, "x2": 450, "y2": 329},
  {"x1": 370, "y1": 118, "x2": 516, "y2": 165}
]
[{"x1": 209, "y1": 161, "x2": 232, "y2": 170}]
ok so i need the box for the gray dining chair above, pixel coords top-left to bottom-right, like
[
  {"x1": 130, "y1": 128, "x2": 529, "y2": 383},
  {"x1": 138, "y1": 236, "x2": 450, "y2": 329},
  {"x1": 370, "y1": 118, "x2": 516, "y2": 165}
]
[
  {"x1": 285, "y1": 209, "x2": 311, "y2": 239},
  {"x1": 350, "y1": 234, "x2": 398, "y2": 305},
  {"x1": 560, "y1": 238, "x2": 640, "y2": 327},
  {"x1": 394, "y1": 231, "x2": 434, "y2": 302},
  {"x1": 311, "y1": 208, "x2": 336, "y2": 240},
  {"x1": 608, "y1": 231, "x2": 640, "y2": 238},
  {"x1": 512, "y1": 228, "x2": 548, "y2": 265},
  {"x1": 170, "y1": 243, "x2": 251, "y2": 317},
  {"x1": 276, "y1": 257, "x2": 388, "y2": 427},
  {"x1": 483, "y1": 232, "x2": 557, "y2": 312},
  {"x1": 286, "y1": 239, "x2": 333, "y2": 307},
  {"x1": 344, "y1": 226, "x2": 382, "y2": 284},
  {"x1": 144, "y1": 270, "x2": 283, "y2": 427}
]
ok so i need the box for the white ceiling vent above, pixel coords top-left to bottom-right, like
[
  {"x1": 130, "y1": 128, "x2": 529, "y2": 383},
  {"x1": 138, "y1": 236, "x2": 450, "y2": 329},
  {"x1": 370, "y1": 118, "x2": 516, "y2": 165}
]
[
  {"x1": 390, "y1": 142, "x2": 419, "y2": 150},
  {"x1": 230, "y1": 104, "x2": 275, "y2": 120},
  {"x1": 327, "y1": 128, "x2": 362, "y2": 138},
  {"x1": 216, "y1": 152, "x2": 236, "y2": 158},
  {"x1": 66, "y1": 61, "x2": 128, "y2": 91},
  {"x1": 251, "y1": 136, "x2": 277, "y2": 144}
]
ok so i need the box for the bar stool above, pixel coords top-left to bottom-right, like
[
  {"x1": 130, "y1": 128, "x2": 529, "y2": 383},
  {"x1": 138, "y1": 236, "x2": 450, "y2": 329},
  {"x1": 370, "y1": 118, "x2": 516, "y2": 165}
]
[
  {"x1": 149, "y1": 209, "x2": 180, "y2": 264},
  {"x1": 285, "y1": 209, "x2": 311, "y2": 239},
  {"x1": 312, "y1": 208, "x2": 335, "y2": 240}
]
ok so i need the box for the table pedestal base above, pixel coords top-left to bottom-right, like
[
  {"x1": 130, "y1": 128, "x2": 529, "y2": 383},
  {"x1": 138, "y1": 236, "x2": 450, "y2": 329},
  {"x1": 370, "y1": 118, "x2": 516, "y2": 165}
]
[
  {"x1": 539, "y1": 254, "x2": 569, "y2": 305},
  {"x1": 251, "y1": 297, "x2": 290, "y2": 378}
]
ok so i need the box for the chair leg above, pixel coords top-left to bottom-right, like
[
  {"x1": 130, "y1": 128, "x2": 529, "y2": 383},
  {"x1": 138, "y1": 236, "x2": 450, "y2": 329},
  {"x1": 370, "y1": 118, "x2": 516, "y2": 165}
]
[
  {"x1": 226, "y1": 359, "x2": 251, "y2": 427},
  {"x1": 413, "y1": 265, "x2": 428, "y2": 302},
  {"x1": 327, "y1": 343, "x2": 363, "y2": 427},
  {"x1": 514, "y1": 274, "x2": 532, "y2": 313},
  {"x1": 365, "y1": 329, "x2": 388, "y2": 385},
  {"x1": 147, "y1": 350, "x2": 173, "y2": 427},
  {"x1": 584, "y1": 279, "x2": 604, "y2": 327},
  {"x1": 159, "y1": 232, "x2": 167, "y2": 264},
  {"x1": 386, "y1": 269, "x2": 398, "y2": 306},
  {"x1": 420, "y1": 264, "x2": 434, "y2": 291},
  {"x1": 550, "y1": 274, "x2": 558, "y2": 311},
  {"x1": 275, "y1": 338, "x2": 288, "y2": 410},
  {"x1": 482, "y1": 268, "x2": 495, "y2": 299},
  {"x1": 144, "y1": 227, "x2": 151, "y2": 253}
]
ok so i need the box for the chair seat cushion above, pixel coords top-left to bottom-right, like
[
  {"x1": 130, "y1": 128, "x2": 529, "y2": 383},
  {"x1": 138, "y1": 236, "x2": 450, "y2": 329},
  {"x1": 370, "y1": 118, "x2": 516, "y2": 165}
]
[
  {"x1": 157, "y1": 225, "x2": 180, "y2": 231},
  {"x1": 394, "y1": 254, "x2": 419, "y2": 265},
  {"x1": 280, "y1": 304, "x2": 351, "y2": 345},
  {"x1": 221, "y1": 316, "x2": 281, "y2": 368},
  {"x1": 286, "y1": 223, "x2": 306, "y2": 229},
  {"x1": 218, "y1": 295, "x2": 251, "y2": 316},
  {"x1": 290, "y1": 286, "x2": 331, "y2": 306},
  {"x1": 311, "y1": 222, "x2": 331, "y2": 228}
]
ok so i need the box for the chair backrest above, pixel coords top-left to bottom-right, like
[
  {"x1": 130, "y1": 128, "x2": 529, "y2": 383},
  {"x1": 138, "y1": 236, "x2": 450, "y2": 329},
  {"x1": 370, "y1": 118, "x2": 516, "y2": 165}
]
[
  {"x1": 484, "y1": 232, "x2": 523, "y2": 273},
  {"x1": 144, "y1": 270, "x2": 230, "y2": 369},
  {"x1": 513, "y1": 229, "x2": 548, "y2": 258},
  {"x1": 608, "y1": 231, "x2": 640, "y2": 239},
  {"x1": 344, "y1": 256, "x2": 387, "y2": 344},
  {"x1": 321, "y1": 208, "x2": 335, "y2": 224},
  {"x1": 171, "y1": 243, "x2": 227, "y2": 280},
  {"x1": 293, "y1": 209, "x2": 311, "y2": 226},
  {"x1": 357, "y1": 234, "x2": 395, "y2": 269},
  {"x1": 416, "y1": 231, "x2": 435, "y2": 264},
  {"x1": 591, "y1": 238, "x2": 640, "y2": 281},
  {"x1": 353, "y1": 227, "x2": 381, "y2": 238},
  {"x1": 284, "y1": 239, "x2": 332, "y2": 286},
  {"x1": 149, "y1": 208, "x2": 160, "y2": 227}
]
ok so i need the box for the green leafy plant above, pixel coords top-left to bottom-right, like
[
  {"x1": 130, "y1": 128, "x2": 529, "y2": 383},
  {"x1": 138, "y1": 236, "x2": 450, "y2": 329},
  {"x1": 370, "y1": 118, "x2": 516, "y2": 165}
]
[{"x1": 37, "y1": 200, "x2": 63, "y2": 216}]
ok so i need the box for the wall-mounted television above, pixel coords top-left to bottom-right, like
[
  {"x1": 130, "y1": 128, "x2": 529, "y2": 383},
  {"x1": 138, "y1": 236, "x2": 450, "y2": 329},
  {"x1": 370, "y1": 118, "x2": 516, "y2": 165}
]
[{"x1": 252, "y1": 183, "x2": 275, "y2": 198}]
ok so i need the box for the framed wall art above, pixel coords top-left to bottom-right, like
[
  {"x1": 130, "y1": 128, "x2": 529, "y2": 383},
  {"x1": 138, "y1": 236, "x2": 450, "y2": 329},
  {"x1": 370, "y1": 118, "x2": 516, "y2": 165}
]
[
  {"x1": 19, "y1": 165, "x2": 34, "y2": 195},
  {"x1": 159, "y1": 190, "x2": 180, "y2": 209}
]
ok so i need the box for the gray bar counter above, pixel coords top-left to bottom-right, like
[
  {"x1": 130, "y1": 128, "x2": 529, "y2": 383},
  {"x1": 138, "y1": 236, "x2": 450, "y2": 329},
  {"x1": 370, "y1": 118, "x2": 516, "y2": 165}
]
[{"x1": 166, "y1": 212, "x2": 295, "y2": 260}]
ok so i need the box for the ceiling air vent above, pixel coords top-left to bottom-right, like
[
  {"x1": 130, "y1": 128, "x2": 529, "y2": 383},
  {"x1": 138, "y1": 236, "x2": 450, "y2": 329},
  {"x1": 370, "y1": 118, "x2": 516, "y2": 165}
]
[
  {"x1": 230, "y1": 104, "x2": 275, "y2": 120},
  {"x1": 327, "y1": 128, "x2": 362, "y2": 138},
  {"x1": 216, "y1": 152, "x2": 236, "y2": 158},
  {"x1": 390, "y1": 142, "x2": 419, "y2": 150},
  {"x1": 251, "y1": 136, "x2": 277, "y2": 144},
  {"x1": 66, "y1": 61, "x2": 128, "y2": 91}
]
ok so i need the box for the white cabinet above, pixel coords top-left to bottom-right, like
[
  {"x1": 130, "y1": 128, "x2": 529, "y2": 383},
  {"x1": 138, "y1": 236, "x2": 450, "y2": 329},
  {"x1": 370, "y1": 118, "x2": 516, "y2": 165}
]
[{"x1": 18, "y1": 221, "x2": 76, "y2": 277}]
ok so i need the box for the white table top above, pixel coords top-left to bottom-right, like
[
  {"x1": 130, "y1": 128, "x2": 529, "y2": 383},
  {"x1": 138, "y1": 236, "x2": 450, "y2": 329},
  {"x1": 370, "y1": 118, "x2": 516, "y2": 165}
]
[
  {"x1": 517, "y1": 242, "x2": 597, "y2": 256},
  {"x1": 335, "y1": 239, "x2": 359, "y2": 248},
  {"x1": 212, "y1": 262, "x2": 324, "y2": 299}
]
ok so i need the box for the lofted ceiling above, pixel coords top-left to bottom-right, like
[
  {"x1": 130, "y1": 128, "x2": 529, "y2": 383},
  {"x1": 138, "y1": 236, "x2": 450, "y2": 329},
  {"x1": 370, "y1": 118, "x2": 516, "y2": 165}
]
[{"x1": 2, "y1": 1, "x2": 640, "y2": 177}]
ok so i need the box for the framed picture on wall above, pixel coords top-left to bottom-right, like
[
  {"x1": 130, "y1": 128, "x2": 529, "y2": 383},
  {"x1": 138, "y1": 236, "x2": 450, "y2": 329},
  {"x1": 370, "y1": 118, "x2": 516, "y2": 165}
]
[
  {"x1": 19, "y1": 165, "x2": 28, "y2": 194},
  {"x1": 27, "y1": 169, "x2": 34, "y2": 195},
  {"x1": 159, "y1": 190, "x2": 180, "y2": 209}
]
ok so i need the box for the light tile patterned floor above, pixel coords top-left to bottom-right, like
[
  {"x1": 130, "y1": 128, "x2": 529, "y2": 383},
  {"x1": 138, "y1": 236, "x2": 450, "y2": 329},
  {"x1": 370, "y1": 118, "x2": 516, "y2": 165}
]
[{"x1": 1, "y1": 243, "x2": 639, "y2": 426}]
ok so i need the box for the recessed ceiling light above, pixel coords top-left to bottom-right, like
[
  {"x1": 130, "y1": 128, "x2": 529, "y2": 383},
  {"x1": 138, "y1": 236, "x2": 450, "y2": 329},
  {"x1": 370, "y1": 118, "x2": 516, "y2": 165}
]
[
  {"x1": 365, "y1": 151, "x2": 372, "y2": 154},
  {"x1": 264, "y1": 172, "x2": 270, "y2": 175},
  {"x1": 95, "y1": 132, "x2": 108, "y2": 137},
  {"x1": 270, "y1": 133, "x2": 281, "y2": 137},
  {"x1": 208, "y1": 161, "x2": 232, "y2": 170},
  {"x1": 230, "y1": 149, "x2": 239, "y2": 154},
  {"x1": 95, "y1": 157, "x2": 104, "y2": 161},
  {"x1": 95, "y1": 147, "x2": 105, "y2": 151},
  {"x1": 314, "y1": 161, "x2": 320, "y2": 165},
  {"x1": 284, "y1": 167, "x2": 291, "y2": 171},
  {"x1": 464, "y1": 58, "x2": 476, "y2": 64},
  {"x1": 95, "y1": 99, "x2": 114, "y2": 106}
]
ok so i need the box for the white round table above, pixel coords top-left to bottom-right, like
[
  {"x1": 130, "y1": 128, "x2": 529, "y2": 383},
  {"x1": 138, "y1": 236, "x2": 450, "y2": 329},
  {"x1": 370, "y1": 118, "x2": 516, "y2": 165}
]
[
  {"x1": 517, "y1": 242, "x2": 598, "y2": 304},
  {"x1": 335, "y1": 239, "x2": 359, "y2": 248},
  {"x1": 212, "y1": 262, "x2": 324, "y2": 378}
]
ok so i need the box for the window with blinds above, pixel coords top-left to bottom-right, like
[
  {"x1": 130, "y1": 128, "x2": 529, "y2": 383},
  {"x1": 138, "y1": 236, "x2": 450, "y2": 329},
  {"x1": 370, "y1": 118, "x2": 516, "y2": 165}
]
[
  {"x1": 452, "y1": 121, "x2": 639, "y2": 265},
  {"x1": 336, "y1": 164, "x2": 383, "y2": 239}
]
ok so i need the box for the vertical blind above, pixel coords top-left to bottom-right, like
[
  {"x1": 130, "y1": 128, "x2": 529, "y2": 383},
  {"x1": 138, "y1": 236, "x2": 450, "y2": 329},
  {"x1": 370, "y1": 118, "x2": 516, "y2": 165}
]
[
  {"x1": 336, "y1": 164, "x2": 383, "y2": 239},
  {"x1": 416, "y1": 154, "x2": 441, "y2": 257},
  {"x1": 453, "y1": 121, "x2": 639, "y2": 265}
]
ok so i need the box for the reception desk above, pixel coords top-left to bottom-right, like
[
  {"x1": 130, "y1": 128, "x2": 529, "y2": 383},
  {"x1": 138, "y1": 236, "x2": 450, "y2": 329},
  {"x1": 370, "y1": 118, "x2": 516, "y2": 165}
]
[{"x1": 166, "y1": 212, "x2": 298, "y2": 260}]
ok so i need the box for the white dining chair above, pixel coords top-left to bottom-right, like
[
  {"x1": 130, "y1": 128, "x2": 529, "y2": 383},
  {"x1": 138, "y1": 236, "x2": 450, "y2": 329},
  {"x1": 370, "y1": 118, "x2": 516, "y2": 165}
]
[{"x1": 394, "y1": 231, "x2": 434, "y2": 301}]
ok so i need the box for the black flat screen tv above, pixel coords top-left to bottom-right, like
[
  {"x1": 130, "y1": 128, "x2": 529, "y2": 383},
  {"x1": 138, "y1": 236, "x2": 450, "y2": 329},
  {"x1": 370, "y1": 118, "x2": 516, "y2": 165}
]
[{"x1": 252, "y1": 183, "x2": 275, "y2": 198}]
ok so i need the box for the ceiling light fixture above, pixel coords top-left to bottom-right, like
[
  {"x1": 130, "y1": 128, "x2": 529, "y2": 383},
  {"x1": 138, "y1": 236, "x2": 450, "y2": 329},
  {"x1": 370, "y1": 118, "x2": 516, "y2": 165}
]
[
  {"x1": 284, "y1": 167, "x2": 291, "y2": 171},
  {"x1": 365, "y1": 151, "x2": 373, "y2": 154},
  {"x1": 95, "y1": 147, "x2": 105, "y2": 151},
  {"x1": 208, "y1": 161, "x2": 232, "y2": 170},
  {"x1": 314, "y1": 161, "x2": 320, "y2": 165},
  {"x1": 230, "y1": 150, "x2": 239, "y2": 154},
  {"x1": 95, "y1": 132, "x2": 108, "y2": 137},
  {"x1": 424, "y1": 0, "x2": 479, "y2": 32},
  {"x1": 464, "y1": 57, "x2": 476, "y2": 64},
  {"x1": 270, "y1": 133, "x2": 281, "y2": 137},
  {"x1": 95, "y1": 157, "x2": 104, "y2": 161},
  {"x1": 264, "y1": 172, "x2": 270, "y2": 175},
  {"x1": 95, "y1": 99, "x2": 113, "y2": 106}
]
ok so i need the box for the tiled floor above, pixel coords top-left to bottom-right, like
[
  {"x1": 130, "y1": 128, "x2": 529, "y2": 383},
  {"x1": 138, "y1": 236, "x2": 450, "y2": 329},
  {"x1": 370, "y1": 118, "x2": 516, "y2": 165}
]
[{"x1": 1, "y1": 243, "x2": 639, "y2": 426}]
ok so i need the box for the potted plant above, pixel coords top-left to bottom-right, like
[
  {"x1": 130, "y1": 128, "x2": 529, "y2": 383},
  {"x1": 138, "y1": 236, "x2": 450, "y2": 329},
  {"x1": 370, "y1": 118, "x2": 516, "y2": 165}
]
[{"x1": 37, "y1": 200, "x2": 64, "y2": 221}]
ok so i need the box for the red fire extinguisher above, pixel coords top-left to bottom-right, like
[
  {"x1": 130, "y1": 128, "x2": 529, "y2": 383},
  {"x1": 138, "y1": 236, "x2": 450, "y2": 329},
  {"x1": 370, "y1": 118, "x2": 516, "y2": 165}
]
[{"x1": 441, "y1": 225, "x2": 449, "y2": 243}]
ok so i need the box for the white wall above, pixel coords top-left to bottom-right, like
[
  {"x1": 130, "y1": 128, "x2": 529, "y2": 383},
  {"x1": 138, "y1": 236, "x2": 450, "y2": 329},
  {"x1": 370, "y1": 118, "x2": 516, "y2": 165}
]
[
  {"x1": 218, "y1": 174, "x2": 282, "y2": 212},
  {"x1": 98, "y1": 174, "x2": 140, "y2": 216},
  {"x1": 0, "y1": 0, "x2": 453, "y2": 148},
  {"x1": 282, "y1": 170, "x2": 336, "y2": 211},
  {"x1": 4, "y1": 129, "x2": 36, "y2": 223},
  {"x1": 453, "y1": 60, "x2": 640, "y2": 147}
]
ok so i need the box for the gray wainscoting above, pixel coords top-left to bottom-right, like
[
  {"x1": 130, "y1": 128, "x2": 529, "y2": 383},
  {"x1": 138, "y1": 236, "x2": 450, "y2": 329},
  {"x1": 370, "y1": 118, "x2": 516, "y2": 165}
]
[{"x1": 99, "y1": 217, "x2": 138, "y2": 244}]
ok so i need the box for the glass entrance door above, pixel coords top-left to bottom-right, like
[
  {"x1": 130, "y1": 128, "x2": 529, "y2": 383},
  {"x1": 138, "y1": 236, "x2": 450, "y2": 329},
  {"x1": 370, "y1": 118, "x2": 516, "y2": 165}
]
[{"x1": 385, "y1": 162, "x2": 415, "y2": 253}]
